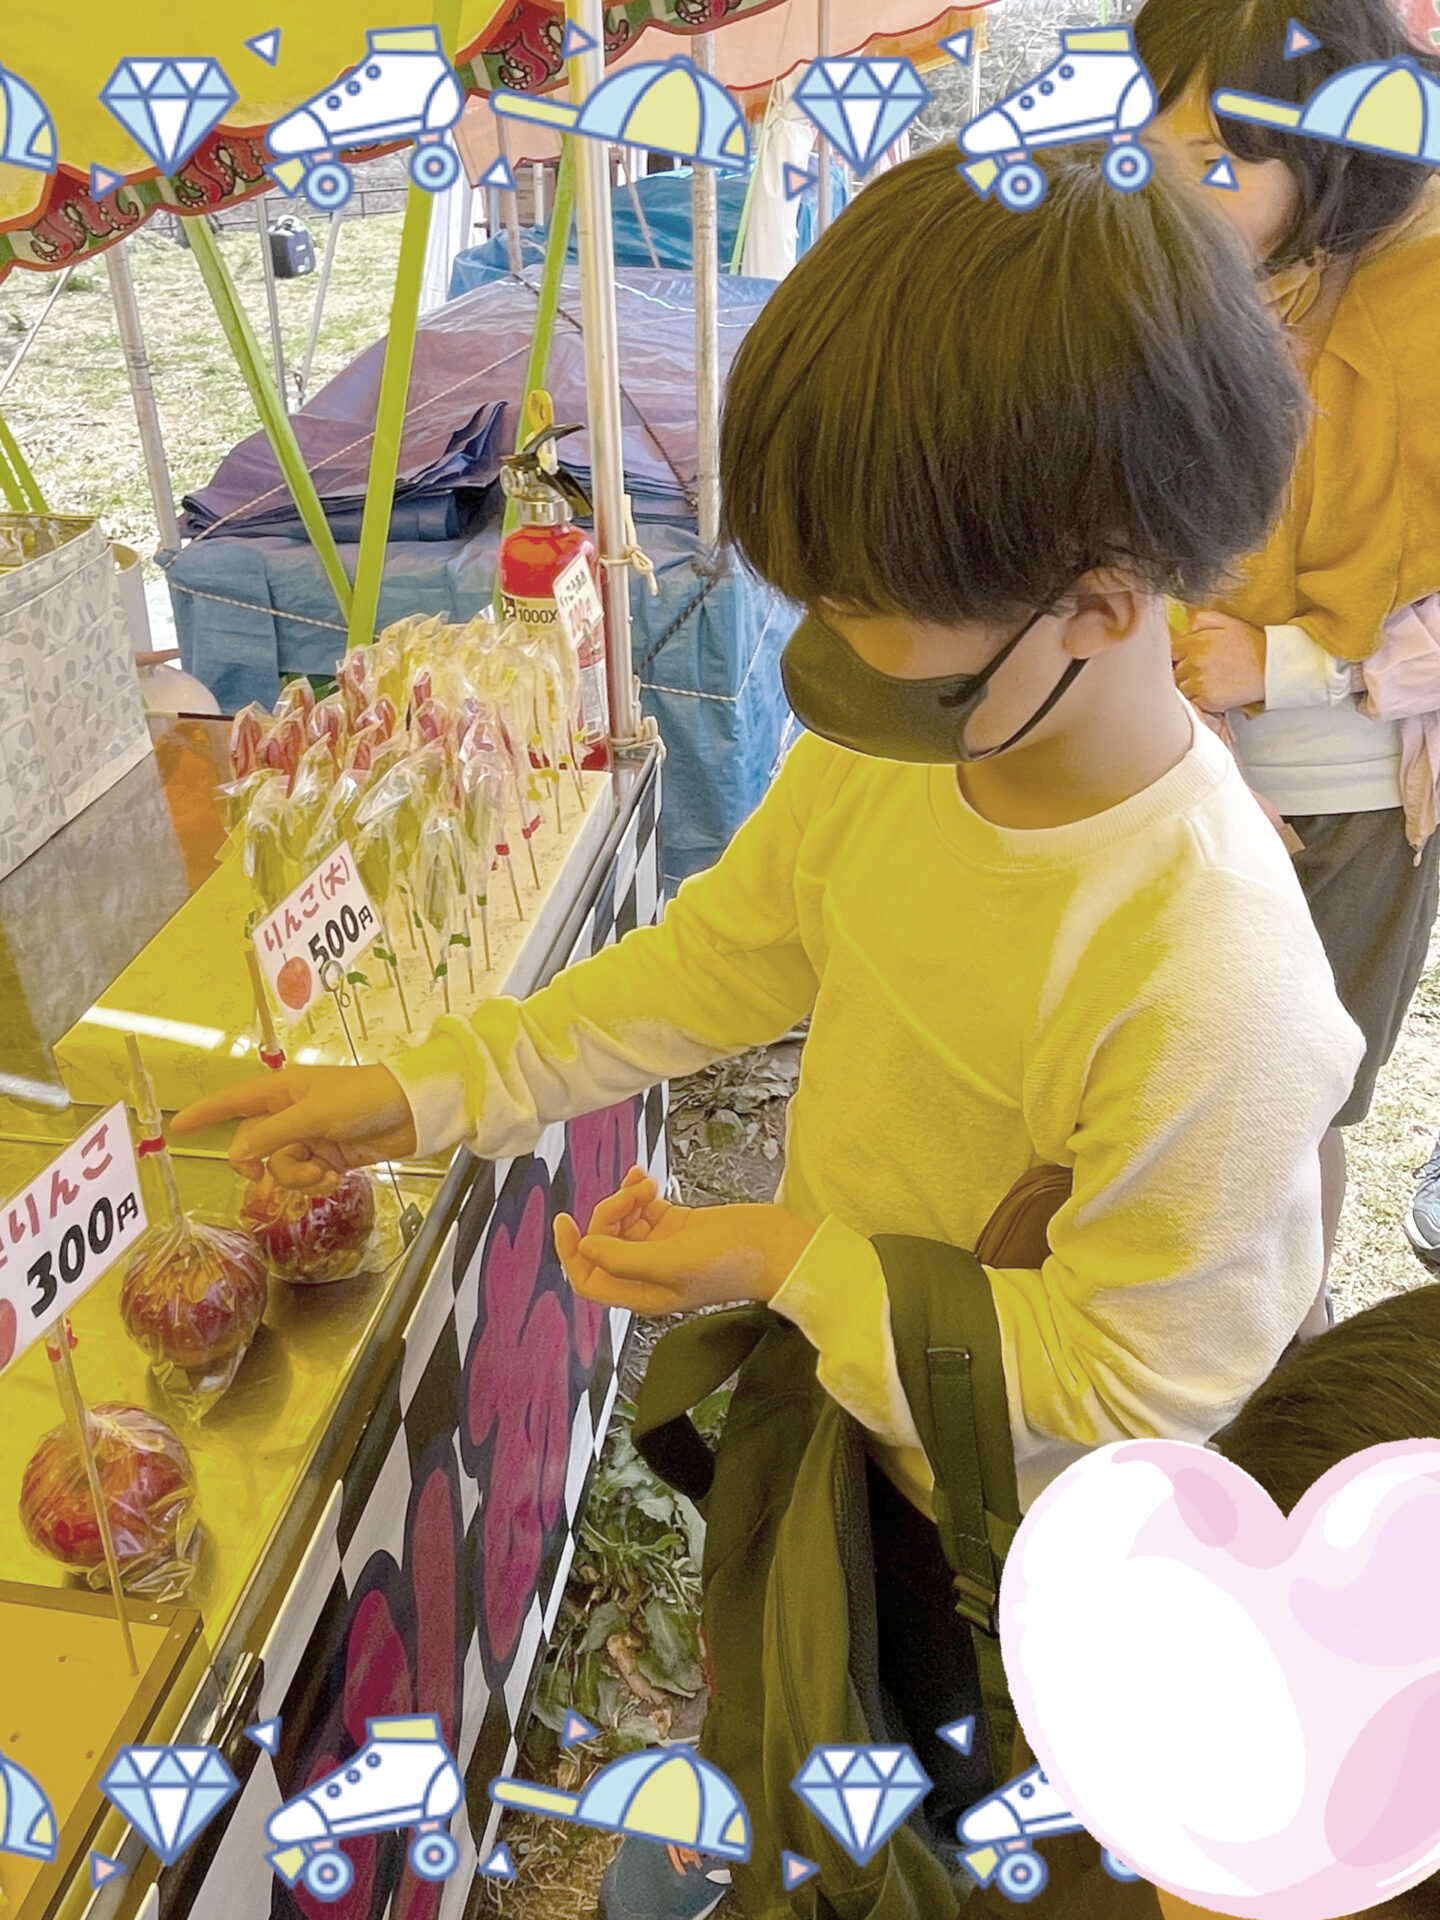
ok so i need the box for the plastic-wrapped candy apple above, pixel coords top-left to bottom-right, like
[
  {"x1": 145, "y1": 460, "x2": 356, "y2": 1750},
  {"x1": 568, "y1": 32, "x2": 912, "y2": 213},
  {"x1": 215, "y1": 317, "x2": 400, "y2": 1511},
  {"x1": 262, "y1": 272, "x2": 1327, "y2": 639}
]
[
  {"x1": 20, "y1": 1403, "x2": 199, "y2": 1599},
  {"x1": 241, "y1": 1168, "x2": 377, "y2": 1285},
  {"x1": 120, "y1": 1220, "x2": 268, "y2": 1414}
]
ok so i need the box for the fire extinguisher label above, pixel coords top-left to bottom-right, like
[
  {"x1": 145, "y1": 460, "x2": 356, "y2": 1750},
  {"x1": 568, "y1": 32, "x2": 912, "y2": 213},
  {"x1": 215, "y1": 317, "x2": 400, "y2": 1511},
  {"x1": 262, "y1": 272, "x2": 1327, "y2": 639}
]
[{"x1": 553, "y1": 553, "x2": 610, "y2": 744}]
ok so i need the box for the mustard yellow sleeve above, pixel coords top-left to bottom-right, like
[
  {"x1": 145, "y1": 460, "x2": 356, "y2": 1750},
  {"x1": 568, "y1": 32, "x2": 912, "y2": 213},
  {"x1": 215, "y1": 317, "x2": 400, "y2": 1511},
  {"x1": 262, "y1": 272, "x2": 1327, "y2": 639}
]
[{"x1": 389, "y1": 734, "x2": 829, "y2": 1158}]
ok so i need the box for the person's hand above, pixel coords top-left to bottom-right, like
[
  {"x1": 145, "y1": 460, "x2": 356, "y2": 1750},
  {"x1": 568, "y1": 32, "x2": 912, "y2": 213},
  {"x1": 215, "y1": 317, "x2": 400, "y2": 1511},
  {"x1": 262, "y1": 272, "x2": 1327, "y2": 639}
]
[
  {"x1": 1172, "y1": 611, "x2": 1267, "y2": 713},
  {"x1": 553, "y1": 1167, "x2": 815, "y2": 1315},
  {"x1": 172, "y1": 1065, "x2": 418, "y2": 1191}
]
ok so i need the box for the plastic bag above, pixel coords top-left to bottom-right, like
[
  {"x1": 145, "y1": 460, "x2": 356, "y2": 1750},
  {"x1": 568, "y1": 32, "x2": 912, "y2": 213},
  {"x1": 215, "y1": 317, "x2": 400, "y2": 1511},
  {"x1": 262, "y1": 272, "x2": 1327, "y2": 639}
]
[
  {"x1": 20, "y1": 1402, "x2": 200, "y2": 1600},
  {"x1": 119, "y1": 1219, "x2": 269, "y2": 1418},
  {"x1": 241, "y1": 1168, "x2": 380, "y2": 1285}
]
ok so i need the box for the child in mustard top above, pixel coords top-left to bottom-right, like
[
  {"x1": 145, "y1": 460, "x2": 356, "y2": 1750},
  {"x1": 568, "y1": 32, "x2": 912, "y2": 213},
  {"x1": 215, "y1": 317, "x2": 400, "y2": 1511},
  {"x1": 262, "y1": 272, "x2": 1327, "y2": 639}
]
[
  {"x1": 178, "y1": 148, "x2": 1363, "y2": 1917},
  {"x1": 1139, "y1": 0, "x2": 1440, "y2": 1299}
]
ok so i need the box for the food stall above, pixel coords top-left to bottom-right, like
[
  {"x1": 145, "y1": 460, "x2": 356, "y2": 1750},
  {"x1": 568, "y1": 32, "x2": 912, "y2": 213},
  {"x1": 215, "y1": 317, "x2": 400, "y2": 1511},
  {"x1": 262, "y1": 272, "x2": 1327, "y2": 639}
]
[{"x1": 0, "y1": 1, "x2": 990, "y2": 1914}]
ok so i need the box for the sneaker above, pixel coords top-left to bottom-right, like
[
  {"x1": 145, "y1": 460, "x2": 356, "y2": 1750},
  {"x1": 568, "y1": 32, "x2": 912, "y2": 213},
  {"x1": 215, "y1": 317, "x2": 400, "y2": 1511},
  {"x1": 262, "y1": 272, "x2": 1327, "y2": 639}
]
[
  {"x1": 599, "y1": 1838, "x2": 733, "y2": 1920},
  {"x1": 960, "y1": 26, "x2": 1156, "y2": 157},
  {"x1": 1405, "y1": 1137, "x2": 1440, "y2": 1265},
  {"x1": 268, "y1": 26, "x2": 462, "y2": 159}
]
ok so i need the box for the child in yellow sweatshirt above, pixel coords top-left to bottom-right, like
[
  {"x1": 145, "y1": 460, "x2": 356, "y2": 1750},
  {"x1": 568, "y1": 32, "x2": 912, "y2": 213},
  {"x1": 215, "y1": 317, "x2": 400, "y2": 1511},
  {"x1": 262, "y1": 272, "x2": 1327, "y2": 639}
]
[
  {"x1": 178, "y1": 146, "x2": 1363, "y2": 1913},
  {"x1": 1139, "y1": 0, "x2": 1440, "y2": 1296}
]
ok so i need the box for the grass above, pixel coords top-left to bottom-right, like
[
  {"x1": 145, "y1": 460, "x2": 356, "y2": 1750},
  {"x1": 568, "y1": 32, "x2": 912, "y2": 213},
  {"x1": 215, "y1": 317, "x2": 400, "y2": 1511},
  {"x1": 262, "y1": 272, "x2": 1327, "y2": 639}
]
[{"x1": 0, "y1": 206, "x2": 404, "y2": 567}]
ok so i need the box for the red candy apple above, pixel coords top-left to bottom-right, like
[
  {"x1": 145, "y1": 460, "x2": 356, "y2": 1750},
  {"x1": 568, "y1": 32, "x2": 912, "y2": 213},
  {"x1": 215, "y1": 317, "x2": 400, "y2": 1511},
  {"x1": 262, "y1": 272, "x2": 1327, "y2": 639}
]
[
  {"x1": 242, "y1": 1168, "x2": 377, "y2": 1284},
  {"x1": 120, "y1": 1221, "x2": 268, "y2": 1372},
  {"x1": 20, "y1": 1403, "x2": 194, "y2": 1576}
]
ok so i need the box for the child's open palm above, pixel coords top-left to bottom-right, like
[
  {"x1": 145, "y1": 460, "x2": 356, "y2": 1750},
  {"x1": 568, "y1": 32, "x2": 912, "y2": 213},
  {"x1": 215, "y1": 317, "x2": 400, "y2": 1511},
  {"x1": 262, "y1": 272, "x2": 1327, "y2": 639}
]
[{"x1": 553, "y1": 1167, "x2": 813, "y2": 1316}]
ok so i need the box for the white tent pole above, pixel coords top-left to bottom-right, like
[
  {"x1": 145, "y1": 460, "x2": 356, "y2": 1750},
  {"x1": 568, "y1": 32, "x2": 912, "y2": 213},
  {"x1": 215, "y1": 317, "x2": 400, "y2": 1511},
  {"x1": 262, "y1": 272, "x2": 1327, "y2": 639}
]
[
  {"x1": 105, "y1": 240, "x2": 181, "y2": 551},
  {"x1": 497, "y1": 118, "x2": 524, "y2": 275},
  {"x1": 256, "y1": 194, "x2": 290, "y2": 410},
  {"x1": 692, "y1": 35, "x2": 722, "y2": 548},
  {"x1": 816, "y1": 0, "x2": 832, "y2": 234},
  {"x1": 299, "y1": 211, "x2": 343, "y2": 407},
  {"x1": 532, "y1": 161, "x2": 546, "y2": 226},
  {"x1": 567, "y1": 0, "x2": 641, "y2": 744},
  {"x1": 971, "y1": 36, "x2": 983, "y2": 119}
]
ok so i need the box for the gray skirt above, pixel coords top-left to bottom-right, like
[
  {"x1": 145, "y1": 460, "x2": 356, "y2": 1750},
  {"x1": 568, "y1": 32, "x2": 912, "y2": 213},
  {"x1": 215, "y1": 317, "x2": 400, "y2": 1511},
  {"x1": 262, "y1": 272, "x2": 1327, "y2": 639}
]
[{"x1": 1285, "y1": 807, "x2": 1440, "y2": 1127}]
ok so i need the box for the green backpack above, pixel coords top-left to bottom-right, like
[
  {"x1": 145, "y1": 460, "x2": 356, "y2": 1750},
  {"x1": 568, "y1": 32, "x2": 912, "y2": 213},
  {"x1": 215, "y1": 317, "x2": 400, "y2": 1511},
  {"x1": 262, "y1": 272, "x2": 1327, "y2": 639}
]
[{"x1": 632, "y1": 1233, "x2": 1024, "y2": 1919}]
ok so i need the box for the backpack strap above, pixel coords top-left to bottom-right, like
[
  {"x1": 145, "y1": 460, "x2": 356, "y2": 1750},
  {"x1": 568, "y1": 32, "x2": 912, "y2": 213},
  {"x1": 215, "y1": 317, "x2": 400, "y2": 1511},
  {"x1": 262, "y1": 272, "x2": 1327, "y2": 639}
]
[
  {"x1": 876, "y1": 1235, "x2": 1023, "y2": 1771},
  {"x1": 631, "y1": 1306, "x2": 777, "y2": 1505}
]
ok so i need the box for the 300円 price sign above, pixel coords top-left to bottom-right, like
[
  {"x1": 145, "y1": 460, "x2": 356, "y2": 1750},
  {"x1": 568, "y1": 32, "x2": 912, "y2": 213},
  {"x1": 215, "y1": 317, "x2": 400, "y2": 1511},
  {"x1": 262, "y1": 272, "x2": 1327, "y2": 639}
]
[
  {"x1": 0, "y1": 1106, "x2": 148, "y2": 1374},
  {"x1": 252, "y1": 841, "x2": 380, "y2": 1023}
]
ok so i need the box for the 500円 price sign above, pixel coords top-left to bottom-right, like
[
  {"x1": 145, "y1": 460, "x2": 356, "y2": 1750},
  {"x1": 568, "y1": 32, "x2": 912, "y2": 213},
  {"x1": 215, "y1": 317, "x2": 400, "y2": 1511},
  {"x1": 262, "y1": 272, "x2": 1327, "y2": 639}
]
[
  {"x1": 0, "y1": 1106, "x2": 148, "y2": 1374},
  {"x1": 253, "y1": 841, "x2": 380, "y2": 1023}
]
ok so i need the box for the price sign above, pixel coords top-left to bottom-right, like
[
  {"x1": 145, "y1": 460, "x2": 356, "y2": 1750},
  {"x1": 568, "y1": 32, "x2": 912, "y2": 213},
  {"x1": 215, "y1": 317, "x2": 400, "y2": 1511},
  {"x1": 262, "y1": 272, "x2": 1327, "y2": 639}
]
[
  {"x1": 0, "y1": 1106, "x2": 148, "y2": 1375},
  {"x1": 253, "y1": 841, "x2": 380, "y2": 1024},
  {"x1": 553, "y1": 552, "x2": 604, "y2": 652}
]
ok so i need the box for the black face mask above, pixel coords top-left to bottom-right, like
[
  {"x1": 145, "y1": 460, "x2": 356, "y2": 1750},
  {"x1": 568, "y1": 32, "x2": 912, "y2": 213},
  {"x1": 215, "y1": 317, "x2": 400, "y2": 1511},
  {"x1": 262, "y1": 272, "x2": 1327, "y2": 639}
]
[{"x1": 780, "y1": 606, "x2": 1089, "y2": 765}]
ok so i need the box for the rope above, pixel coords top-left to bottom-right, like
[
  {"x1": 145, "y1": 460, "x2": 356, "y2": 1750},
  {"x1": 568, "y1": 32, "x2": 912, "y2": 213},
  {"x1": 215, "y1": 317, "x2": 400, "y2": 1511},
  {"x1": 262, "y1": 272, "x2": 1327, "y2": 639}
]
[{"x1": 165, "y1": 580, "x2": 352, "y2": 634}]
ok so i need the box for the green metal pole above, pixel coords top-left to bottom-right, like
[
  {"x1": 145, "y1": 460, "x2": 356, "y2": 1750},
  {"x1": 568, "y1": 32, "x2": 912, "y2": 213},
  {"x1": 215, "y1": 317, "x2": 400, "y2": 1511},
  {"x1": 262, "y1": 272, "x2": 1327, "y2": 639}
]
[
  {"x1": 0, "y1": 405, "x2": 45, "y2": 513},
  {"x1": 349, "y1": 0, "x2": 465, "y2": 649},
  {"x1": 188, "y1": 215, "x2": 353, "y2": 621}
]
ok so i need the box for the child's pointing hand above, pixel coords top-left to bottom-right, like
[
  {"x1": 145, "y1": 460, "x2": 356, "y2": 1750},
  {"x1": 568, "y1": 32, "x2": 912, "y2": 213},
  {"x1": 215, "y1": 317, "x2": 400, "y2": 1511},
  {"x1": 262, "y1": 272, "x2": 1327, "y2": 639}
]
[{"x1": 553, "y1": 1168, "x2": 815, "y2": 1316}]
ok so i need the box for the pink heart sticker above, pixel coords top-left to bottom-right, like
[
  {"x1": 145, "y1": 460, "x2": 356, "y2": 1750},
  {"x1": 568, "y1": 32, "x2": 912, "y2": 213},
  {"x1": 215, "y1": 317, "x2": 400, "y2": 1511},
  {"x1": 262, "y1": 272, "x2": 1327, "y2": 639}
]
[{"x1": 1000, "y1": 1439, "x2": 1440, "y2": 1919}]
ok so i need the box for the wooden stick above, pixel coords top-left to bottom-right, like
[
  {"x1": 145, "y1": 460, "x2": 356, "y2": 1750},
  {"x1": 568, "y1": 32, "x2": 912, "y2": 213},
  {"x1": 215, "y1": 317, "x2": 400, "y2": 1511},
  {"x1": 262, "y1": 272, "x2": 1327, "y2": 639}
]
[
  {"x1": 124, "y1": 1032, "x2": 181, "y2": 1227},
  {"x1": 246, "y1": 947, "x2": 285, "y2": 1069},
  {"x1": 49, "y1": 1327, "x2": 138, "y2": 1673}
]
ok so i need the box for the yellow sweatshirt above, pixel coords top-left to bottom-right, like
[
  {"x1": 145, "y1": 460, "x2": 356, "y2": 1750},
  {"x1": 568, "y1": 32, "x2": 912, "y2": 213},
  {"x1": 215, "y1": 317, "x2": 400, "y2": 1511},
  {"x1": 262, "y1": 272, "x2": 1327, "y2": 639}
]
[
  {"x1": 1221, "y1": 181, "x2": 1440, "y2": 661},
  {"x1": 393, "y1": 712, "x2": 1362, "y2": 1512}
]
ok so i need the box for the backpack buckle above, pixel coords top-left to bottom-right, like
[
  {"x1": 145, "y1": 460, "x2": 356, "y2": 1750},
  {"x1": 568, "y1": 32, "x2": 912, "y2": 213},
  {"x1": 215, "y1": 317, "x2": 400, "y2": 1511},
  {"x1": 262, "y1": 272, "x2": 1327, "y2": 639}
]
[{"x1": 951, "y1": 1571, "x2": 1000, "y2": 1637}]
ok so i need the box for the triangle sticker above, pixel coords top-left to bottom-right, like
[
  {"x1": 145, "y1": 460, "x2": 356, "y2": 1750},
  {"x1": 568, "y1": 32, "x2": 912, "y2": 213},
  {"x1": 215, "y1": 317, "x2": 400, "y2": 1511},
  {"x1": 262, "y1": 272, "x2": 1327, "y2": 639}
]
[
  {"x1": 89, "y1": 1852, "x2": 127, "y2": 1889},
  {"x1": 783, "y1": 1851, "x2": 819, "y2": 1888},
  {"x1": 938, "y1": 1718, "x2": 974, "y2": 1755},
  {"x1": 561, "y1": 1711, "x2": 599, "y2": 1748},
  {"x1": 840, "y1": 1784, "x2": 883, "y2": 1850},
  {"x1": 90, "y1": 164, "x2": 124, "y2": 198},
  {"x1": 480, "y1": 1843, "x2": 517, "y2": 1880},
  {"x1": 1204, "y1": 155, "x2": 1239, "y2": 189},
  {"x1": 245, "y1": 1718, "x2": 281, "y2": 1755},
  {"x1": 783, "y1": 162, "x2": 818, "y2": 199},
  {"x1": 480, "y1": 156, "x2": 517, "y2": 191},
  {"x1": 1285, "y1": 19, "x2": 1321, "y2": 57},
  {"x1": 941, "y1": 30, "x2": 974, "y2": 64},
  {"x1": 246, "y1": 30, "x2": 282, "y2": 65},
  {"x1": 561, "y1": 22, "x2": 598, "y2": 59}
]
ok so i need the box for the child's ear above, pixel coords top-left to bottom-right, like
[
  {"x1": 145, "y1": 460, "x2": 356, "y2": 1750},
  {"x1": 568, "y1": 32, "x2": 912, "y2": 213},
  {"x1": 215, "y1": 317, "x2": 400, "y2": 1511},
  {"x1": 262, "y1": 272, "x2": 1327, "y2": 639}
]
[{"x1": 1062, "y1": 572, "x2": 1150, "y2": 658}]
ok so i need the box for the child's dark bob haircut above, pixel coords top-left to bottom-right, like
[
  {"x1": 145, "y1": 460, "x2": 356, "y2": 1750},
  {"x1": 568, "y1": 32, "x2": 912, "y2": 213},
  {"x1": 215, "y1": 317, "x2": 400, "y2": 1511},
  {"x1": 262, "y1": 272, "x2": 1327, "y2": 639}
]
[
  {"x1": 720, "y1": 144, "x2": 1308, "y2": 628},
  {"x1": 1136, "y1": 0, "x2": 1440, "y2": 267}
]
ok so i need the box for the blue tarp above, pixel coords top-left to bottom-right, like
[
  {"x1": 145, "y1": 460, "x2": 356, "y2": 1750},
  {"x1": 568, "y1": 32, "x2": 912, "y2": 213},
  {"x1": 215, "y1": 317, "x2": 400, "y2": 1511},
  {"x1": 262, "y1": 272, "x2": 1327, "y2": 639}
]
[
  {"x1": 168, "y1": 517, "x2": 797, "y2": 892},
  {"x1": 451, "y1": 160, "x2": 849, "y2": 295}
]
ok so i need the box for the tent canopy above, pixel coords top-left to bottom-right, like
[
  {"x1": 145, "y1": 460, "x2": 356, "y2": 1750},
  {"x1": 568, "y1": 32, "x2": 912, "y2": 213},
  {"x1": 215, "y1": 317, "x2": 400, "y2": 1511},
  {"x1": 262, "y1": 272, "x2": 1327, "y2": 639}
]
[{"x1": 0, "y1": 0, "x2": 994, "y2": 280}]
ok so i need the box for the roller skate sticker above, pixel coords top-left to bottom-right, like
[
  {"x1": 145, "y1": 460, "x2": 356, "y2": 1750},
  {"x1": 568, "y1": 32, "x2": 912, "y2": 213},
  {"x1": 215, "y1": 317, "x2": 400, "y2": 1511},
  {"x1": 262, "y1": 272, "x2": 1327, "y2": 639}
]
[
  {"x1": 1215, "y1": 52, "x2": 1440, "y2": 166},
  {"x1": 0, "y1": 1755, "x2": 57, "y2": 1864},
  {"x1": 959, "y1": 26, "x2": 1157, "y2": 209},
  {"x1": 957, "y1": 1765, "x2": 1139, "y2": 1902},
  {"x1": 98, "y1": 58, "x2": 238, "y2": 175},
  {"x1": 99, "y1": 1743, "x2": 239, "y2": 1868},
  {"x1": 0, "y1": 65, "x2": 56, "y2": 175},
  {"x1": 490, "y1": 1745, "x2": 751, "y2": 1859},
  {"x1": 998, "y1": 1437, "x2": 1440, "y2": 1916},
  {"x1": 267, "y1": 26, "x2": 464, "y2": 211},
  {"x1": 491, "y1": 57, "x2": 749, "y2": 172},
  {"x1": 266, "y1": 1713, "x2": 463, "y2": 1901}
]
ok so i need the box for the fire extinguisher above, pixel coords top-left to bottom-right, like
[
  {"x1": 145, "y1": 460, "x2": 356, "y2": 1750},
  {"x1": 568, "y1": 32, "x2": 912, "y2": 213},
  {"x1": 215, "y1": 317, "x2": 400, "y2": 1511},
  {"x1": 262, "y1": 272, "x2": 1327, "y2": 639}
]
[{"x1": 497, "y1": 421, "x2": 610, "y2": 768}]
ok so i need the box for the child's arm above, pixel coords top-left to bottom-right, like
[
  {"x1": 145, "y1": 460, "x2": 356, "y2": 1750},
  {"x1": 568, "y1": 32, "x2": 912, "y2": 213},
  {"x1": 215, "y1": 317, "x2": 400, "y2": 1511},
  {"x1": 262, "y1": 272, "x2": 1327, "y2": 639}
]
[{"x1": 175, "y1": 734, "x2": 833, "y2": 1182}]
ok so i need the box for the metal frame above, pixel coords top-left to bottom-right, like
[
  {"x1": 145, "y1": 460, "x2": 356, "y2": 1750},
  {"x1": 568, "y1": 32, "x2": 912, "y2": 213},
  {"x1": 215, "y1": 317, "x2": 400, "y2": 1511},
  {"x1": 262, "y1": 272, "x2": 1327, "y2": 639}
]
[{"x1": 104, "y1": 241, "x2": 179, "y2": 551}]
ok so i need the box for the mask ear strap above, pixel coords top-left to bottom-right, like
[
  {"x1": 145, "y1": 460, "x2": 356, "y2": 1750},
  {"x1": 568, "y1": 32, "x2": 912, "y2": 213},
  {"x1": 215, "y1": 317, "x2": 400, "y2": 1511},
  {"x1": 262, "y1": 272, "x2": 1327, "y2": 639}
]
[{"x1": 977, "y1": 655, "x2": 1089, "y2": 760}]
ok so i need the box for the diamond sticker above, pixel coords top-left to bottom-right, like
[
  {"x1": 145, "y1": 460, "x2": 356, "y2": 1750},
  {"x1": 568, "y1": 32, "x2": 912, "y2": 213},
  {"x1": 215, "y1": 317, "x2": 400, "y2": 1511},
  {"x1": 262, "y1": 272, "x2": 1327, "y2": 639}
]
[
  {"x1": 99, "y1": 56, "x2": 238, "y2": 172},
  {"x1": 791, "y1": 1744, "x2": 931, "y2": 1865},
  {"x1": 794, "y1": 58, "x2": 931, "y2": 176},
  {"x1": 100, "y1": 1745, "x2": 240, "y2": 1867}
]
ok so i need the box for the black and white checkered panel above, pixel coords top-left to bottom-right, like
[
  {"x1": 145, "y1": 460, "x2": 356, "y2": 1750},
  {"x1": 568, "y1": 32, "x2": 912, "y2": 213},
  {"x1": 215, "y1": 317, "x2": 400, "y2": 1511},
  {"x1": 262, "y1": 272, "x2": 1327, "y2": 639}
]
[{"x1": 181, "y1": 762, "x2": 665, "y2": 1920}]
